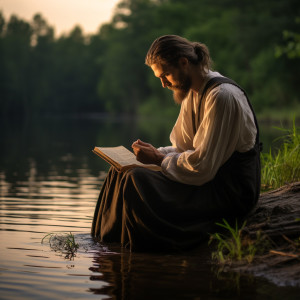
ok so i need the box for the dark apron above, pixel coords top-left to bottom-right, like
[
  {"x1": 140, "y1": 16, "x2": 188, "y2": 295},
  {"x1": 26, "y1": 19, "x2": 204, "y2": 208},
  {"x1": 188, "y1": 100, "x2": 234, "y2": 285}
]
[{"x1": 91, "y1": 77, "x2": 262, "y2": 252}]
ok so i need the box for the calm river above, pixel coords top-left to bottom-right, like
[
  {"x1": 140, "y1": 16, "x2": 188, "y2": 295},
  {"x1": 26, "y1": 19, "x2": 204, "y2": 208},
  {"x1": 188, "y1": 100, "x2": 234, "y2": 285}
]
[{"x1": 0, "y1": 115, "x2": 299, "y2": 299}]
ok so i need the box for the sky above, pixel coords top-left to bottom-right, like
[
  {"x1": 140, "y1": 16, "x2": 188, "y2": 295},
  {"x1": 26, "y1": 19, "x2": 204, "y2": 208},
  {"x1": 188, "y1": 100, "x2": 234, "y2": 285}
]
[{"x1": 0, "y1": 0, "x2": 121, "y2": 36}]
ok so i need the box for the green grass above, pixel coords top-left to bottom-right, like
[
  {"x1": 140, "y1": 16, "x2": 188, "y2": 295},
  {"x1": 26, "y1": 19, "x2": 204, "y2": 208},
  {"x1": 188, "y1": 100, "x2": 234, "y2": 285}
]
[
  {"x1": 209, "y1": 219, "x2": 271, "y2": 264},
  {"x1": 261, "y1": 120, "x2": 300, "y2": 191},
  {"x1": 41, "y1": 232, "x2": 79, "y2": 260}
]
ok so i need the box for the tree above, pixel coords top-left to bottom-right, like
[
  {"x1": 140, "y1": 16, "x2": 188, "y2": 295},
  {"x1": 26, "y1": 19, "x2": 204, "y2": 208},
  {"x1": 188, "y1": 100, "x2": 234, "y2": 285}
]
[
  {"x1": 1, "y1": 15, "x2": 32, "y2": 117},
  {"x1": 0, "y1": 0, "x2": 299, "y2": 117}
]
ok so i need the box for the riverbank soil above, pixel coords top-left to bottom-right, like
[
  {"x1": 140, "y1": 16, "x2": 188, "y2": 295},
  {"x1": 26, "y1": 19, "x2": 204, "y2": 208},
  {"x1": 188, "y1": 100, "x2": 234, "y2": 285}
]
[{"x1": 225, "y1": 182, "x2": 300, "y2": 286}]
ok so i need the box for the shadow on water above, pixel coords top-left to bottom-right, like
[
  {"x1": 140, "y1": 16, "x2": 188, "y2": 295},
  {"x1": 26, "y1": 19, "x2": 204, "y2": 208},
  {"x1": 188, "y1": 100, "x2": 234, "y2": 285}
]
[{"x1": 0, "y1": 115, "x2": 299, "y2": 300}]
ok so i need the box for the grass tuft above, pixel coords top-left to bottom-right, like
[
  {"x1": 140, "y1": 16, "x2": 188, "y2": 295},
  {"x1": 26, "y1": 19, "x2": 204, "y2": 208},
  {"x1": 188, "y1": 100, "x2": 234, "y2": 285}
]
[
  {"x1": 261, "y1": 120, "x2": 300, "y2": 191},
  {"x1": 42, "y1": 232, "x2": 79, "y2": 260},
  {"x1": 209, "y1": 219, "x2": 271, "y2": 264}
]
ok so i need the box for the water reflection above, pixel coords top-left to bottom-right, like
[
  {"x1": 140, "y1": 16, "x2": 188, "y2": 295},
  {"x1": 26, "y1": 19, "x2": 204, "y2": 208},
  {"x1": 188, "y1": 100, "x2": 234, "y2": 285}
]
[
  {"x1": 88, "y1": 246, "x2": 218, "y2": 300},
  {"x1": 88, "y1": 244, "x2": 300, "y2": 300}
]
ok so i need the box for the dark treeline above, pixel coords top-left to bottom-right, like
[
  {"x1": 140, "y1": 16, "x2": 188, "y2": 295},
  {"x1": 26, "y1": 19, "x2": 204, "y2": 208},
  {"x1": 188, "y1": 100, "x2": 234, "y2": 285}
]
[{"x1": 0, "y1": 0, "x2": 299, "y2": 119}]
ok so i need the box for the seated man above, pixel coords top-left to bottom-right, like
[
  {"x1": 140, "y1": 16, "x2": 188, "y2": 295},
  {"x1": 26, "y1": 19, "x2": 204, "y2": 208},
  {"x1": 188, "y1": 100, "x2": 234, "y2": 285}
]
[{"x1": 91, "y1": 35, "x2": 261, "y2": 251}]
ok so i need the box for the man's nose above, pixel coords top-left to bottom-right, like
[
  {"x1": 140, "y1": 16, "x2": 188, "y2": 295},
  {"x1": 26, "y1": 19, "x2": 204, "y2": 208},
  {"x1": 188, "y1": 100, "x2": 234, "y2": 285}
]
[{"x1": 161, "y1": 78, "x2": 170, "y2": 88}]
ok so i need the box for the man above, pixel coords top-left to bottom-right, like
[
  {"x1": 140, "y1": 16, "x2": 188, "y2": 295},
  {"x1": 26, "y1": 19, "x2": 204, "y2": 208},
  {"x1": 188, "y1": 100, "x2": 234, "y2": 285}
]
[{"x1": 92, "y1": 35, "x2": 261, "y2": 251}]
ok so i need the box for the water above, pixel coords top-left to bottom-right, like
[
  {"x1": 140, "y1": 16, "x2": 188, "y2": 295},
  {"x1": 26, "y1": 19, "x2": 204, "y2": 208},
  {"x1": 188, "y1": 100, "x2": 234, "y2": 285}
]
[{"x1": 0, "y1": 115, "x2": 299, "y2": 300}]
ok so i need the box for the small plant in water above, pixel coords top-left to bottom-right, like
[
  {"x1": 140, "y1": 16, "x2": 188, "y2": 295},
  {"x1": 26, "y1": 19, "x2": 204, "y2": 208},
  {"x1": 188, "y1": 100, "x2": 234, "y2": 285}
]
[
  {"x1": 42, "y1": 232, "x2": 79, "y2": 260},
  {"x1": 209, "y1": 219, "x2": 270, "y2": 264}
]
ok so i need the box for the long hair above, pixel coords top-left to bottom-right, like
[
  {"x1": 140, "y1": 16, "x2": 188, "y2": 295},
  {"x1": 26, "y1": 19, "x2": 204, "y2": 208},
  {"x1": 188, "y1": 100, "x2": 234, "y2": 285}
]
[{"x1": 145, "y1": 35, "x2": 212, "y2": 73}]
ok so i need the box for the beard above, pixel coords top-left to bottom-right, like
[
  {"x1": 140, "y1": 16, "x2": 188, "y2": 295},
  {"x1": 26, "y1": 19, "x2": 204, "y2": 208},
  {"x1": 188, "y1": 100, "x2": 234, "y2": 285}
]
[{"x1": 170, "y1": 72, "x2": 192, "y2": 104}]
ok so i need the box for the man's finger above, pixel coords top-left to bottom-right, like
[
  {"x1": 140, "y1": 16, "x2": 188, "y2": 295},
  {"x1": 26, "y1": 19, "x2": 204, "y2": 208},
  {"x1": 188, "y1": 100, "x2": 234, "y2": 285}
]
[
  {"x1": 137, "y1": 140, "x2": 153, "y2": 147},
  {"x1": 132, "y1": 144, "x2": 147, "y2": 157}
]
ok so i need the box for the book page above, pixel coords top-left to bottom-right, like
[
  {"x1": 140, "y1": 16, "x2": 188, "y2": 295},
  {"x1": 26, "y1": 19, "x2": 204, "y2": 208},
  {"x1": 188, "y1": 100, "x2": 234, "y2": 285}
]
[
  {"x1": 93, "y1": 146, "x2": 161, "y2": 171},
  {"x1": 95, "y1": 146, "x2": 145, "y2": 167}
]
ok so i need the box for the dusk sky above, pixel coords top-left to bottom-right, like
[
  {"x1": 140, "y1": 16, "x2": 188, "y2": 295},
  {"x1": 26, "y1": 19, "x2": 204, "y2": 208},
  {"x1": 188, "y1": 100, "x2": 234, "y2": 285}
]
[{"x1": 0, "y1": 0, "x2": 121, "y2": 36}]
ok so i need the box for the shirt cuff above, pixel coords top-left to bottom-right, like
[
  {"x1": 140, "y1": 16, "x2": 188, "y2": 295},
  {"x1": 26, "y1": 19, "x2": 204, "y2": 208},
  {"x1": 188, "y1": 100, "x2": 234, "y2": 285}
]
[{"x1": 157, "y1": 146, "x2": 178, "y2": 155}]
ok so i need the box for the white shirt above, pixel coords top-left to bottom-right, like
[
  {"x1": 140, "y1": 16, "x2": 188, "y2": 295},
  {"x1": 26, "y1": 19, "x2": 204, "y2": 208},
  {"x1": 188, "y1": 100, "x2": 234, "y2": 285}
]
[{"x1": 158, "y1": 71, "x2": 257, "y2": 186}]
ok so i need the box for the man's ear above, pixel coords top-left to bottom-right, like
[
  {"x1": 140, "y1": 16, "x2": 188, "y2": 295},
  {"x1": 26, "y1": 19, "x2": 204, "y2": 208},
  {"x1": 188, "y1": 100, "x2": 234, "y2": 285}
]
[{"x1": 178, "y1": 57, "x2": 189, "y2": 68}]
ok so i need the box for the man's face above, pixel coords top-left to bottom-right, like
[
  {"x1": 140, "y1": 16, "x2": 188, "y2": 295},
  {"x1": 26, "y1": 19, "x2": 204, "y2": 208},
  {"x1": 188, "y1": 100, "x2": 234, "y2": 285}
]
[{"x1": 151, "y1": 62, "x2": 191, "y2": 104}]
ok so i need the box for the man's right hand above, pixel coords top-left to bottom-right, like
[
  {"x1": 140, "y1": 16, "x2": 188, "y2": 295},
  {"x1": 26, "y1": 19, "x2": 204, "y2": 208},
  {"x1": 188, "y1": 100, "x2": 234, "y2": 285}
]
[{"x1": 131, "y1": 139, "x2": 165, "y2": 166}]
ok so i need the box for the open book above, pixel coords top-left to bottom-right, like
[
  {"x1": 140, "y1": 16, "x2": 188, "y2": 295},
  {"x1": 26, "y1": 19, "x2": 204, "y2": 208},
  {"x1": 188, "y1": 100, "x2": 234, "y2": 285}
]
[{"x1": 93, "y1": 146, "x2": 161, "y2": 172}]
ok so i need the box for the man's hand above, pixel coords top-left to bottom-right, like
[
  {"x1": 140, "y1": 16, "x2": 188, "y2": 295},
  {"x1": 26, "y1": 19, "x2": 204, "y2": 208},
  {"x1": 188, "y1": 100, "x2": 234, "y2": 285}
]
[{"x1": 131, "y1": 139, "x2": 165, "y2": 166}]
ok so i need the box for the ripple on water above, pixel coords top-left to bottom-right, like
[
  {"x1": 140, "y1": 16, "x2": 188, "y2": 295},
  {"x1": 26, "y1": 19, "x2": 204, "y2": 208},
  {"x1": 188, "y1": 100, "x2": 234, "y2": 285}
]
[{"x1": 1, "y1": 169, "x2": 300, "y2": 300}]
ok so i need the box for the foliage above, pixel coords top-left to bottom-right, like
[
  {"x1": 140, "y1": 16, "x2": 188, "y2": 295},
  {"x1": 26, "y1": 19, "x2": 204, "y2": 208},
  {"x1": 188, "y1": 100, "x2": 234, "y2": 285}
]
[
  {"x1": 261, "y1": 120, "x2": 300, "y2": 190},
  {"x1": 209, "y1": 219, "x2": 271, "y2": 264},
  {"x1": 42, "y1": 232, "x2": 79, "y2": 260},
  {"x1": 275, "y1": 18, "x2": 300, "y2": 59},
  {"x1": 0, "y1": 0, "x2": 299, "y2": 118}
]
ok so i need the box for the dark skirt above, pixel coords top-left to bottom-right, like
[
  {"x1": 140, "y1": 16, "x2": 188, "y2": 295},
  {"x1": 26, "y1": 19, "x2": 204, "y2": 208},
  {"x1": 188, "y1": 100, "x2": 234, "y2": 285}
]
[{"x1": 91, "y1": 144, "x2": 261, "y2": 251}]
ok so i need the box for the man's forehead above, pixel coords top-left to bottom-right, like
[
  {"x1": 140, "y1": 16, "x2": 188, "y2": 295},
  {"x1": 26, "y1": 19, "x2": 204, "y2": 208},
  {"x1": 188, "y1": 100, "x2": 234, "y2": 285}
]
[{"x1": 151, "y1": 63, "x2": 168, "y2": 78}]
